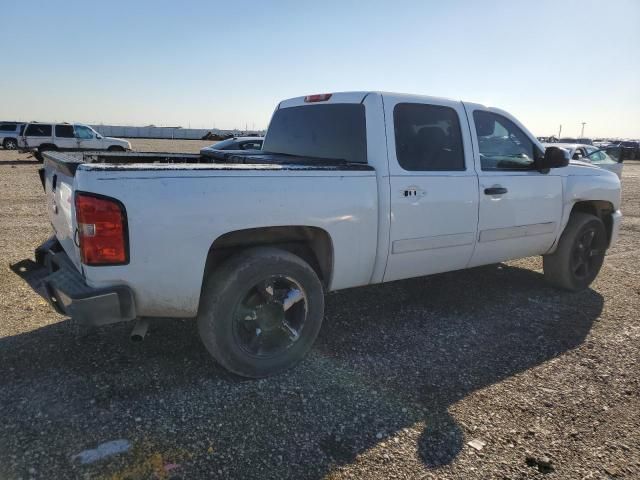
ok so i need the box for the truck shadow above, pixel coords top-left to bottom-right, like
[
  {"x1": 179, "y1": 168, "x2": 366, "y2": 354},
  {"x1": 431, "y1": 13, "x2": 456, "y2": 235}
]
[{"x1": 2, "y1": 262, "x2": 602, "y2": 479}]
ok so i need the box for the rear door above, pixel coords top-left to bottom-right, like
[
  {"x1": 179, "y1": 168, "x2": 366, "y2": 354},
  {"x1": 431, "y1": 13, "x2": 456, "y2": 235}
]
[
  {"x1": 23, "y1": 123, "x2": 53, "y2": 149},
  {"x1": 54, "y1": 124, "x2": 78, "y2": 150},
  {"x1": 383, "y1": 95, "x2": 479, "y2": 282},
  {"x1": 465, "y1": 106, "x2": 563, "y2": 267}
]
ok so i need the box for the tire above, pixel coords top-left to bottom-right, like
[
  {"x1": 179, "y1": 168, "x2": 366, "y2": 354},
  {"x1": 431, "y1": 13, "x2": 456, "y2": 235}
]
[
  {"x1": 197, "y1": 247, "x2": 324, "y2": 378},
  {"x1": 107, "y1": 146, "x2": 125, "y2": 152},
  {"x1": 3, "y1": 138, "x2": 18, "y2": 150},
  {"x1": 543, "y1": 212, "x2": 607, "y2": 291}
]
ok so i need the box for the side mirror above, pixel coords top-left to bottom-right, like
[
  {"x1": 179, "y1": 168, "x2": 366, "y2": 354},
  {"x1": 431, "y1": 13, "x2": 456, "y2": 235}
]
[
  {"x1": 537, "y1": 146, "x2": 569, "y2": 171},
  {"x1": 96, "y1": 134, "x2": 103, "y2": 139}
]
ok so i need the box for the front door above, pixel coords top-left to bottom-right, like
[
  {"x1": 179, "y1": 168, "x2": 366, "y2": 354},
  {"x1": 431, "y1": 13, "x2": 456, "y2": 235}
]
[
  {"x1": 75, "y1": 125, "x2": 101, "y2": 150},
  {"x1": 383, "y1": 96, "x2": 479, "y2": 282},
  {"x1": 465, "y1": 106, "x2": 563, "y2": 267}
]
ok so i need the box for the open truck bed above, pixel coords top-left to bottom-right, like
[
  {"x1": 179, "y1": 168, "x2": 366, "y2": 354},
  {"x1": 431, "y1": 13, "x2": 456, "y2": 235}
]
[{"x1": 42, "y1": 150, "x2": 373, "y2": 177}]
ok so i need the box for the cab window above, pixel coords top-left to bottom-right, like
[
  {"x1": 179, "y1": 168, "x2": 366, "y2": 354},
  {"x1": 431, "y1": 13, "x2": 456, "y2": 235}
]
[
  {"x1": 74, "y1": 125, "x2": 94, "y2": 139},
  {"x1": 393, "y1": 103, "x2": 465, "y2": 171},
  {"x1": 473, "y1": 111, "x2": 537, "y2": 171}
]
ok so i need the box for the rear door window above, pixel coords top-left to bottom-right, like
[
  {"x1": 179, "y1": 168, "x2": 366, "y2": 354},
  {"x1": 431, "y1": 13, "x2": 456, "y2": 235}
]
[
  {"x1": 263, "y1": 104, "x2": 367, "y2": 164},
  {"x1": 393, "y1": 103, "x2": 465, "y2": 171},
  {"x1": 26, "y1": 124, "x2": 52, "y2": 136},
  {"x1": 55, "y1": 124, "x2": 75, "y2": 138}
]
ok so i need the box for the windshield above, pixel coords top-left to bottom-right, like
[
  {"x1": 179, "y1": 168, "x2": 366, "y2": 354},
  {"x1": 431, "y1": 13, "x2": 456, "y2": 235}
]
[{"x1": 262, "y1": 104, "x2": 367, "y2": 163}]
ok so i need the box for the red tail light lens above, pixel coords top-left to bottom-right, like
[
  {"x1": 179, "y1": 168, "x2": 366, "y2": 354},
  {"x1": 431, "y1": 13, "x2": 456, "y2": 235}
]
[
  {"x1": 75, "y1": 192, "x2": 128, "y2": 265},
  {"x1": 304, "y1": 93, "x2": 332, "y2": 102}
]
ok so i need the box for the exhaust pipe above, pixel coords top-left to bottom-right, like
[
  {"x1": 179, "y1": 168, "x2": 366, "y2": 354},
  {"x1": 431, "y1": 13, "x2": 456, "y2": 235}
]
[{"x1": 130, "y1": 318, "x2": 149, "y2": 342}]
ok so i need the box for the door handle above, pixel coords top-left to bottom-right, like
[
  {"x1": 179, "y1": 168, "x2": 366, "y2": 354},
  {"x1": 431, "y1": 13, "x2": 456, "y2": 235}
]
[{"x1": 484, "y1": 187, "x2": 508, "y2": 195}]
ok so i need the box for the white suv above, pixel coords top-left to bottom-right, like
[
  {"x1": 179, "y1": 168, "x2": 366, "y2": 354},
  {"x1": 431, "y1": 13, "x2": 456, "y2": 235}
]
[
  {"x1": 0, "y1": 122, "x2": 25, "y2": 150},
  {"x1": 20, "y1": 122, "x2": 131, "y2": 160}
]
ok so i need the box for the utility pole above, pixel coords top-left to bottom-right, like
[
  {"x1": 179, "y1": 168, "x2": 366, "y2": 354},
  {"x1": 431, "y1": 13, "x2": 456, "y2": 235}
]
[
  {"x1": 580, "y1": 122, "x2": 586, "y2": 138},
  {"x1": 558, "y1": 124, "x2": 562, "y2": 139}
]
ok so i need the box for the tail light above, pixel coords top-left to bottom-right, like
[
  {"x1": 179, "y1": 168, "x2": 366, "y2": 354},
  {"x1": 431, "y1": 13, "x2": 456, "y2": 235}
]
[{"x1": 75, "y1": 192, "x2": 128, "y2": 265}]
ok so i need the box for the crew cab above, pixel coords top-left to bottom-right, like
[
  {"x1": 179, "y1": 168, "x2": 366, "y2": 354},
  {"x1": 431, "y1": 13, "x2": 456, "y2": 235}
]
[
  {"x1": 19, "y1": 122, "x2": 131, "y2": 160},
  {"x1": 33, "y1": 92, "x2": 622, "y2": 378}
]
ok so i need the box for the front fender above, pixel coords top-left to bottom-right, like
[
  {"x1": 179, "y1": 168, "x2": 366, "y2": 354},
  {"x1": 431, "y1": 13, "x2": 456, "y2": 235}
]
[{"x1": 547, "y1": 170, "x2": 621, "y2": 254}]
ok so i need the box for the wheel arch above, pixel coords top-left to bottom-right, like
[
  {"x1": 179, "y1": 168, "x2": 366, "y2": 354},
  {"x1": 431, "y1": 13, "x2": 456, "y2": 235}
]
[
  {"x1": 201, "y1": 226, "x2": 334, "y2": 292},
  {"x1": 570, "y1": 200, "x2": 615, "y2": 245}
]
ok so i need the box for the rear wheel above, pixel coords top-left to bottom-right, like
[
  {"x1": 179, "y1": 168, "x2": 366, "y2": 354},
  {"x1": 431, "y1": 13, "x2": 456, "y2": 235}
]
[
  {"x1": 197, "y1": 247, "x2": 324, "y2": 378},
  {"x1": 543, "y1": 212, "x2": 607, "y2": 291},
  {"x1": 3, "y1": 138, "x2": 18, "y2": 150}
]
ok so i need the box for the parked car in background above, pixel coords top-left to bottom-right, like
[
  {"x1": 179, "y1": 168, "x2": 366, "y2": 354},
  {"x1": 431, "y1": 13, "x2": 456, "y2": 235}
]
[
  {"x1": 593, "y1": 139, "x2": 615, "y2": 149},
  {"x1": 0, "y1": 122, "x2": 25, "y2": 149},
  {"x1": 19, "y1": 122, "x2": 131, "y2": 160},
  {"x1": 559, "y1": 137, "x2": 593, "y2": 145},
  {"x1": 200, "y1": 136, "x2": 263, "y2": 157},
  {"x1": 543, "y1": 143, "x2": 623, "y2": 178},
  {"x1": 33, "y1": 91, "x2": 622, "y2": 378},
  {"x1": 618, "y1": 140, "x2": 639, "y2": 160}
]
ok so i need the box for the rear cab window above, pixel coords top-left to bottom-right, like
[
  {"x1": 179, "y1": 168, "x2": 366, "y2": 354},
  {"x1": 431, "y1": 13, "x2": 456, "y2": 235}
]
[{"x1": 263, "y1": 104, "x2": 367, "y2": 164}]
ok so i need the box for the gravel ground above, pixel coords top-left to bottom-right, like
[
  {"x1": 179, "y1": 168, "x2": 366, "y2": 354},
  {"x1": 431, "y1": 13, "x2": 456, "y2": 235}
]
[{"x1": 0, "y1": 142, "x2": 638, "y2": 479}]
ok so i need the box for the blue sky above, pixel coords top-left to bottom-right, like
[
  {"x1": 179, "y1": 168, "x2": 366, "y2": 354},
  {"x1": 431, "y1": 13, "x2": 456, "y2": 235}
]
[{"x1": 2, "y1": 0, "x2": 638, "y2": 137}]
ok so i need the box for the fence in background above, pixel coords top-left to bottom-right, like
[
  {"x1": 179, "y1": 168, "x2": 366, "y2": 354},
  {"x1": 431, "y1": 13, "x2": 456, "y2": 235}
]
[{"x1": 90, "y1": 125, "x2": 239, "y2": 140}]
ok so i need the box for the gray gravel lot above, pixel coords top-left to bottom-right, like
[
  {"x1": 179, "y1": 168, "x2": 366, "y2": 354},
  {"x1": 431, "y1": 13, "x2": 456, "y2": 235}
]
[{"x1": 0, "y1": 142, "x2": 639, "y2": 479}]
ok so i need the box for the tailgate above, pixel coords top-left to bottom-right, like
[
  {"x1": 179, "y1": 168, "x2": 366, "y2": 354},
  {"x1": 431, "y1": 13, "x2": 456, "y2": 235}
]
[{"x1": 43, "y1": 155, "x2": 82, "y2": 271}]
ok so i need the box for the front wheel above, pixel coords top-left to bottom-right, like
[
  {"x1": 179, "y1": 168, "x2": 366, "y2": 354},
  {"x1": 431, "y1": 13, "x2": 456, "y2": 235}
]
[
  {"x1": 197, "y1": 247, "x2": 324, "y2": 378},
  {"x1": 543, "y1": 212, "x2": 607, "y2": 291}
]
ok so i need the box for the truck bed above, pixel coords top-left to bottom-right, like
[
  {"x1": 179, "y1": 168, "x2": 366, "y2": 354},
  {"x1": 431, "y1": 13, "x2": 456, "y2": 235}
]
[
  {"x1": 43, "y1": 150, "x2": 374, "y2": 176},
  {"x1": 40, "y1": 149, "x2": 380, "y2": 318}
]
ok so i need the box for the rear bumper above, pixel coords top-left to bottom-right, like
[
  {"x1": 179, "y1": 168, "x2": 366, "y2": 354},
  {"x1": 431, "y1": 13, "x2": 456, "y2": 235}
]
[
  {"x1": 36, "y1": 237, "x2": 136, "y2": 326},
  {"x1": 609, "y1": 210, "x2": 623, "y2": 248}
]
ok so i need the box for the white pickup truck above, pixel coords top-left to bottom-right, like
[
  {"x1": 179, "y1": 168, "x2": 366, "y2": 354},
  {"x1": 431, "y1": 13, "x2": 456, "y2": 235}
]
[{"x1": 34, "y1": 91, "x2": 622, "y2": 378}]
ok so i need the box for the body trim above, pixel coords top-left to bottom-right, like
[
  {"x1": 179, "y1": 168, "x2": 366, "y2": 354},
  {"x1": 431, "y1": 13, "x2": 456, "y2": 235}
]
[{"x1": 479, "y1": 221, "x2": 557, "y2": 243}]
